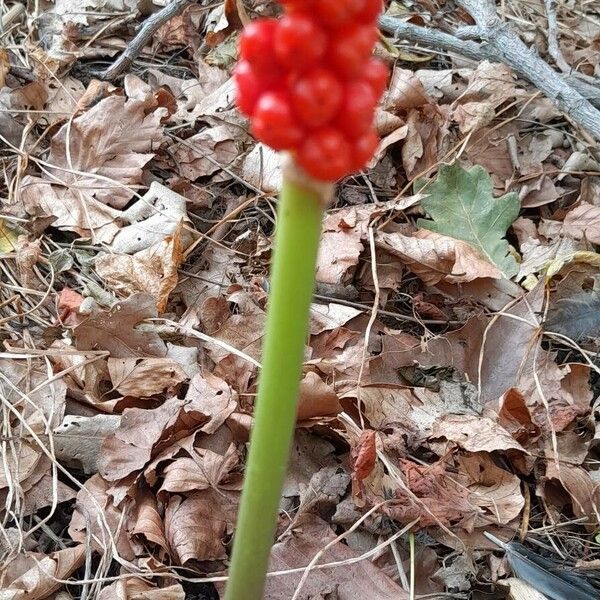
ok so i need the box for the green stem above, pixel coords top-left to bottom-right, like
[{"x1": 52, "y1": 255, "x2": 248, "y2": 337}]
[{"x1": 225, "y1": 176, "x2": 325, "y2": 600}]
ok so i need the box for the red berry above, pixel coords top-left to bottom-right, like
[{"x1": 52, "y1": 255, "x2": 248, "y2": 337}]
[
  {"x1": 357, "y1": 0, "x2": 383, "y2": 22},
  {"x1": 327, "y1": 24, "x2": 378, "y2": 78},
  {"x1": 239, "y1": 19, "x2": 279, "y2": 75},
  {"x1": 335, "y1": 81, "x2": 377, "y2": 139},
  {"x1": 363, "y1": 57, "x2": 389, "y2": 98},
  {"x1": 274, "y1": 14, "x2": 327, "y2": 71},
  {"x1": 296, "y1": 127, "x2": 353, "y2": 181},
  {"x1": 313, "y1": 0, "x2": 364, "y2": 28},
  {"x1": 251, "y1": 91, "x2": 304, "y2": 150},
  {"x1": 234, "y1": 61, "x2": 262, "y2": 116},
  {"x1": 290, "y1": 68, "x2": 343, "y2": 128},
  {"x1": 350, "y1": 129, "x2": 378, "y2": 170}
]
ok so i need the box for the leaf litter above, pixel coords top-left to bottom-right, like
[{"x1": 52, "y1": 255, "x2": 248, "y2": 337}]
[{"x1": 1, "y1": 1, "x2": 600, "y2": 599}]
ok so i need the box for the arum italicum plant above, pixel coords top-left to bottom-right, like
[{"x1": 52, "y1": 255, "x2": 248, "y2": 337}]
[{"x1": 225, "y1": 1, "x2": 387, "y2": 598}]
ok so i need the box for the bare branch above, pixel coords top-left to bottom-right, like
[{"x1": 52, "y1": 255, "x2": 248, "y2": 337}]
[
  {"x1": 544, "y1": 0, "x2": 570, "y2": 73},
  {"x1": 379, "y1": 13, "x2": 600, "y2": 141}
]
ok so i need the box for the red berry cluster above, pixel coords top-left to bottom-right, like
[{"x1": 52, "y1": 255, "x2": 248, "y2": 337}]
[{"x1": 234, "y1": 0, "x2": 388, "y2": 182}]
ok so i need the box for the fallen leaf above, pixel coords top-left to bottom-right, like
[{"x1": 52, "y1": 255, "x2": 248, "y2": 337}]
[
  {"x1": 416, "y1": 162, "x2": 521, "y2": 277},
  {"x1": 562, "y1": 204, "x2": 600, "y2": 244},
  {"x1": 351, "y1": 429, "x2": 377, "y2": 495},
  {"x1": 0, "y1": 219, "x2": 18, "y2": 252},
  {"x1": 297, "y1": 371, "x2": 342, "y2": 420},
  {"x1": 98, "y1": 579, "x2": 185, "y2": 600},
  {"x1": 130, "y1": 486, "x2": 170, "y2": 560}
]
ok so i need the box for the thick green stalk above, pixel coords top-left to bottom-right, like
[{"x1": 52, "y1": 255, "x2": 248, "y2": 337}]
[{"x1": 225, "y1": 176, "x2": 326, "y2": 600}]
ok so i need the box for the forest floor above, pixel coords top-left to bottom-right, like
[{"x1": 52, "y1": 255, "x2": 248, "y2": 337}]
[{"x1": 1, "y1": 0, "x2": 600, "y2": 598}]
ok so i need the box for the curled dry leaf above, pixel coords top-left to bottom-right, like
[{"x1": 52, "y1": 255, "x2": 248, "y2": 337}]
[
  {"x1": 351, "y1": 429, "x2": 377, "y2": 496},
  {"x1": 130, "y1": 486, "x2": 170, "y2": 560},
  {"x1": 379, "y1": 229, "x2": 502, "y2": 285},
  {"x1": 297, "y1": 371, "x2": 342, "y2": 420},
  {"x1": 0, "y1": 545, "x2": 85, "y2": 600}
]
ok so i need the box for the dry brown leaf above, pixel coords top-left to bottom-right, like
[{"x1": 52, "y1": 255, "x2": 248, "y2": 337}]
[
  {"x1": 107, "y1": 357, "x2": 187, "y2": 397},
  {"x1": 98, "y1": 397, "x2": 185, "y2": 481},
  {"x1": 73, "y1": 293, "x2": 167, "y2": 359},
  {"x1": 171, "y1": 125, "x2": 238, "y2": 180},
  {"x1": 430, "y1": 414, "x2": 527, "y2": 454},
  {"x1": 164, "y1": 488, "x2": 238, "y2": 563},
  {"x1": 48, "y1": 95, "x2": 165, "y2": 208},
  {"x1": 379, "y1": 229, "x2": 502, "y2": 285},
  {"x1": 351, "y1": 429, "x2": 377, "y2": 496},
  {"x1": 260, "y1": 514, "x2": 408, "y2": 599},
  {"x1": 0, "y1": 545, "x2": 85, "y2": 600},
  {"x1": 498, "y1": 389, "x2": 541, "y2": 445},
  {"x1": 98, "y1": 579, "x2": 185, "y2": 600},
  {"x1": 160, "y1": 443, "x2": 241, "y2": 494},
  {"x1": 562, "y1": 204, "x2": 600, "y2": 244},
  {"x1": 53, "y1": 414, "x2": 121, "y2": 474},
  {"x1": 97, "y1": 221, "x2": 186, "y2": 312},
  {"x1": 402, "y1": 105, "x2": 445, "y2": 179},
  {"x1": 384, "y1": 67, "x2": 431, "y2": 111},
  {"x1": 0, "y1": 49, "x2": 10, "y2": 87},
  {"x1": 297, "y1": 371, "x2": 342, "y2": 420},
  {"x1": 69, "y1": 474, "x2": 135, "y2": 560}
]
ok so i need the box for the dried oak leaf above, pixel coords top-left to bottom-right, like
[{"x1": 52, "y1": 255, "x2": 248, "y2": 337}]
[
  {"x1": 165, "y1": 488, "x2": 239, "y2": 563},
  {"x1": 73, "y1": 293, "x2": 167, "y2": 359}
]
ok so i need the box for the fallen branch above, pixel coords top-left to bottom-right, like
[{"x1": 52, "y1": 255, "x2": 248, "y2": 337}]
[
  {"x1": 379, "y1": 0, "x2": 600, "y2": 141},
  {"x1": 98, "y1": 0, "x2": 191, "y2": 81}
]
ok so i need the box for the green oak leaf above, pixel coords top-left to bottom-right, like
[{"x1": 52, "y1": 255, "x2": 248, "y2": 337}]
[{"x1": 416, "y1": 162, "x2": 521, "y2": 278}]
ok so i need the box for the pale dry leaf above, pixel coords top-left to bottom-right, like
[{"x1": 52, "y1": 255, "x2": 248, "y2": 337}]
[
  {"x1": 97, "y1": 580, "x2": 185, "y2": 600},
  {"x1": 107, "y1": 357, "x2": 187, "y2": 397},
  {"x1": 164, "y1": 489, "x2": 238, "y2": 563},
  {"x1": 0, "y1": 545, "x2": 85, "y2": 600},
  {"x1": 53, "y1": 414, "x2": 121, "y2": 474},
  {"x1": 47, "y1": 95, "x2": 165, "y2": 208},
  {"x1": 384, "y1": 67, "x2": 431, "y2": 111},
  {"x1": 431, "y1": 414, "x2": 526, "y2": 454},
  {"x1": 309, "y1": 302, "x2": 361, "y2": 335},
  {"x1": 73, "y1": 293, "x2": 167, "y2": 359},
  {"x1": 402, "y1": 105, "x2": 445, "y2": 179},
  {"x1": 171, "y1": 125, "x2": 238, "y2": 180},
  {"x1": 379, "y1": 229, "x2": 502, "y2": 286},
  {"x1": 240, "y1": 143, "x2": 282, "y2": 193},
  {"x1": 562, "y1": 204, "x2": 600, "y2": 244}
]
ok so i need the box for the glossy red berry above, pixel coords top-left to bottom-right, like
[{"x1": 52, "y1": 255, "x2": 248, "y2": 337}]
[
  {"x1": 335, "y1": 81, "x2": 377, "y2": 139},
  {"x1": 234, "y1": 61, "x2": 262, "y2": 116},
  {"x1": 350, "y1": 129, "x2": 378, "y2": 170},
  {"x1": 363, "y1": 57, "x2": 389, "y2": 98},
  {"x1": 251, "y1": 91, "x2": 304, "y2": 150},
  {"x1": 296, "y1": 127, "x2": 353, "y2": 181},
  {"x1": 327, "y1": 24, "x2": 378, "y2": 78},
  {"x1": 239, "y1": 19, "x2": 279, "y2": 75},
  {"x1": 290, "y1": 68, "x2": 343, "y2": 127},
  {"x1": 274, "y1": 14, "x2": 327, "y2": 71},
  {"x1": 313, "y1": 0, "x2": 364, "y2": 28},
  {"x1": 357, "y1": 0, "x2": 383, "y2": 22}
]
